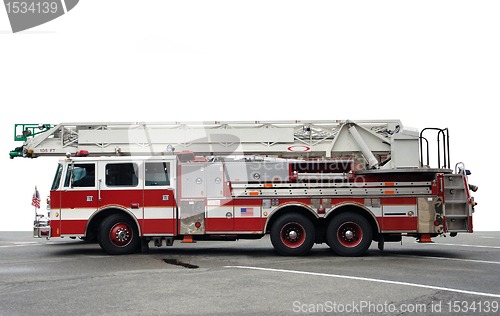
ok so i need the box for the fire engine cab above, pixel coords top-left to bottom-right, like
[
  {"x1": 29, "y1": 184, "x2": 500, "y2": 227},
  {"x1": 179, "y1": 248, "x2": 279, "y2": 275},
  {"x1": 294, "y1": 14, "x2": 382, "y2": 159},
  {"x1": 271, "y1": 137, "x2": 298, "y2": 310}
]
[{"x1": 11, "y1": 120, "x2": 477, "y2": 256}]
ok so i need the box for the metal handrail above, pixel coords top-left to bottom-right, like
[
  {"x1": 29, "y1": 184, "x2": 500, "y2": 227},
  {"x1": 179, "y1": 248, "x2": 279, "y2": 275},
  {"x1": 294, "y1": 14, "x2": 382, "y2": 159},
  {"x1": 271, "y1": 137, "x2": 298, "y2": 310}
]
[{"x1": 419, "y1": 127, "x2": 450, "y2": 169}]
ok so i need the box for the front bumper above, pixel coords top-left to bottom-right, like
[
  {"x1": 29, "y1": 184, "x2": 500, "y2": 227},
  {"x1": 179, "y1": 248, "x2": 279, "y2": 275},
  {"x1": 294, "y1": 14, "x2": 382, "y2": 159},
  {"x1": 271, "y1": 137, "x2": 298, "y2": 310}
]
[{"x1": 33, "y1": 215, "x2": 51, "y2": 238}]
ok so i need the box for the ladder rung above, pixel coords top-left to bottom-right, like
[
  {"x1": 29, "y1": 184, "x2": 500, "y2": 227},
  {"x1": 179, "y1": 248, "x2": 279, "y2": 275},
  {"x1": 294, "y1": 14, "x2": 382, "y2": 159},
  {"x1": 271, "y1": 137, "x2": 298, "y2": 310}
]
[
  {"x1": 445, "y1": 214, "x2": 468, "y2": 218},
  {"x1": 445, "y1": 199, "x2": 468, "y2": 204}
]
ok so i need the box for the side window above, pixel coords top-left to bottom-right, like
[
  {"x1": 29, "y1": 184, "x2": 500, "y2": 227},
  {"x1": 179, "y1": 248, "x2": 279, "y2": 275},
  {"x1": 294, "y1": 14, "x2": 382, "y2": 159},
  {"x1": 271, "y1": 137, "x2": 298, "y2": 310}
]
[
  {"x1": 145, "y1": 162, "x2": 170, "y2": 186},
  {"x1": 106, "y1": 163, "x2": 138, "y2": 187},
  {"x1": 64, "y1": 163, "x2": 96, "y2": 188}
]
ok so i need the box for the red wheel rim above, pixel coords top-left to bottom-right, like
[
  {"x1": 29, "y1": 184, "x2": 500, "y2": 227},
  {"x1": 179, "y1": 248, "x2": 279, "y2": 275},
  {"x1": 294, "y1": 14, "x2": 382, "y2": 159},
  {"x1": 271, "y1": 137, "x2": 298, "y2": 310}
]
[
  {"x1": 280, "y1": 222, "x2": 306, "y2": 248},
  {"x1": 337, "y1": 222, "x2": 363, "y2": 247},
  {"x1": 110, "y1": 223, "x2": 133, "y2": 247}
]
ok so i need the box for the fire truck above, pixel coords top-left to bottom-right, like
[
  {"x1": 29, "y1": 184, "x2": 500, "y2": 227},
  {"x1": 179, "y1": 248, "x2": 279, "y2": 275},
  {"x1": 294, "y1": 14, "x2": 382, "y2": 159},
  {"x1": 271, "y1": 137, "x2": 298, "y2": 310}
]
[{"x1": 11, "y1": 120, "x2": 477, "y2": 256}]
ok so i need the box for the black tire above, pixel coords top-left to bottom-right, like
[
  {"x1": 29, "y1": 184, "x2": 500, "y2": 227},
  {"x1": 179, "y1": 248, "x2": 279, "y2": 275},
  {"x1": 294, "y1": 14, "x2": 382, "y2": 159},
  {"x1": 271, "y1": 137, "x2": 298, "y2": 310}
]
[
  {"x1": 97, "y1": 214, "x2": 140, "y2": 255},
  {"x1": 326, "y1": 212, "x2": 372, "y2": 257},
  {"x1": 80, "y1": 230, "x2": 97, "y2": 243},
  {"x1": 270, "y1": 213, "x2": 315, "y2": 256}
]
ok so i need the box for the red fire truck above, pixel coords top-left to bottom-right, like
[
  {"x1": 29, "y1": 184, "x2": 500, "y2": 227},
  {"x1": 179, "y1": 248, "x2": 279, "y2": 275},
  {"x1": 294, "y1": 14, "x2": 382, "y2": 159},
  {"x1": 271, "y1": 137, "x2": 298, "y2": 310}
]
[{"x1": 11, "y1": 120, "x2": 477, "y2": 256}]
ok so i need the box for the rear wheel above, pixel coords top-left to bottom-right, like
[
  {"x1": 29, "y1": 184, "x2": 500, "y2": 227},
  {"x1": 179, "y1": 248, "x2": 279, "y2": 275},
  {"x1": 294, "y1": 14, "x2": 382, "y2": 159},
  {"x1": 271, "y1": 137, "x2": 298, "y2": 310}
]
[
  {"x1": 326, "y1": 212, "x2": 372, "y2": 256},
  {"x1": 98, "y1": 214, "x2": 140, "y2": 255},
  {"x1": 270, "y1": 213, "x2": 315, "y2": 256}
]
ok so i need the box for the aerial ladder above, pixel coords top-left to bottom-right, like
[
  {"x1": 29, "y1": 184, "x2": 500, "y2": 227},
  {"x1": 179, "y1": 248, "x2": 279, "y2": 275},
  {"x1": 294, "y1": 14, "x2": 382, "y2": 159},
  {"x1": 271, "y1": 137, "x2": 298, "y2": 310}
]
[
  {"x1": 11, "y1": 120, "x2": 416, "y2": 169},
  {"x1": 10, "y1": 120, "x2": 477, "y2": 255}
]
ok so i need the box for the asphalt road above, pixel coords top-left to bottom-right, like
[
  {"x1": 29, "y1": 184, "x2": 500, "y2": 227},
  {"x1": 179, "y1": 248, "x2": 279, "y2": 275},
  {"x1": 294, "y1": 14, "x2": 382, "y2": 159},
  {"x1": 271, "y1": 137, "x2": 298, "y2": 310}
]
[{"x1": 1, "y1": 231, "x2": 499, "y2": 316}]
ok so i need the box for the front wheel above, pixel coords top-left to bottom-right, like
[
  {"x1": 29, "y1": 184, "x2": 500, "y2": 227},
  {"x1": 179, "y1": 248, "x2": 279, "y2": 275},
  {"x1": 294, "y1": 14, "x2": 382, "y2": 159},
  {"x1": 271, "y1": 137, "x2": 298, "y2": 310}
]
[
  {"x1": 326, "y1": 212, "x2": 372, "y2": 257},
  {"x1": 98, "y1": 214, "x2": 140, "y2": 255},
  {"x1": 270, "y1": 213, "x2": 315, "y2": 256}
]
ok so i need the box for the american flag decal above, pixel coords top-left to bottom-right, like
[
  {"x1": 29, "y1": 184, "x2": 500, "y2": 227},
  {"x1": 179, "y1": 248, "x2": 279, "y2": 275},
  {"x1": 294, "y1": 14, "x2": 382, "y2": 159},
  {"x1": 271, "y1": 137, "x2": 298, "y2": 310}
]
[
  {"x1": 241, "y1": 207, "x2": 254, "y2": 216},
  {"x1": 31, "y1": 186, "x2": 40, "y2": 209}
]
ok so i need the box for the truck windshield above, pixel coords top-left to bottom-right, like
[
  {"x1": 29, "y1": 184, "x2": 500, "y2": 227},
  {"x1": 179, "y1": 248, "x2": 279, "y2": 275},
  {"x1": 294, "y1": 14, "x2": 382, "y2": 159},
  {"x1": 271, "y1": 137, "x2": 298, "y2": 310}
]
[{"x1": 51, "y1": 164, "x2": 63, "y2": 191}]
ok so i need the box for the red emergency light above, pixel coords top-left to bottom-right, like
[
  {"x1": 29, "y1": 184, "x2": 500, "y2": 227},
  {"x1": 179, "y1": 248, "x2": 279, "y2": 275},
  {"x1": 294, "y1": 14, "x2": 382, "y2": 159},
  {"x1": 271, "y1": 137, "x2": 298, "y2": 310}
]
[{"x1": 75, "y1": 150, "x2": 89, "y2": 157}]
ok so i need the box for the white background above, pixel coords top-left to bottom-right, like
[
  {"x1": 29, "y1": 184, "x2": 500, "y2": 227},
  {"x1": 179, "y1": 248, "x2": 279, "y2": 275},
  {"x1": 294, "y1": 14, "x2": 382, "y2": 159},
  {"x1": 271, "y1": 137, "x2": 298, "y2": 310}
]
[{"x1": 0, "y1": 1, "x2": 498, "y2": 231}]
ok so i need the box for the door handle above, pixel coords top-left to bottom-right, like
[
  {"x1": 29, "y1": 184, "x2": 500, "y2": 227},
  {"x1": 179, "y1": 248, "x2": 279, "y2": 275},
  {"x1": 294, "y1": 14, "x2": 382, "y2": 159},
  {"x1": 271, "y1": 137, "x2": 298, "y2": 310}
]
[{"x1": 98, "y1": 179, "x2": 102, "y2": 201}]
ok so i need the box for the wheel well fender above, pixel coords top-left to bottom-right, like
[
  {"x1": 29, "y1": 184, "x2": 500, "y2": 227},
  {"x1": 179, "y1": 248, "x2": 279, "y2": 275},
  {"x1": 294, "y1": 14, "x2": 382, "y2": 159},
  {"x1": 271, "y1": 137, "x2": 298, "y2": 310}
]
[
  {"x1": 85, "y1": 206, "x2": 142, "y2": 238},
  {"x1": 264, "y1": 204, "x2": 319, "y2": 233}
]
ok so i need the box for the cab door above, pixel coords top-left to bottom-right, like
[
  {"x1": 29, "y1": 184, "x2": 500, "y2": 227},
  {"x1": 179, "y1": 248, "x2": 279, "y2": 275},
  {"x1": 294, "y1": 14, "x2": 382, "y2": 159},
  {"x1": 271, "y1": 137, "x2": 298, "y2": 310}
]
[
  {"x1": 59, "y1": 162, "x2": 98, "y2": 236},
  {"x1": 97, "y1": 161, "x2": 143, "y2": 225},
  {"x1": 143, "y1": 159, "x2": 176, "y2": 235}
]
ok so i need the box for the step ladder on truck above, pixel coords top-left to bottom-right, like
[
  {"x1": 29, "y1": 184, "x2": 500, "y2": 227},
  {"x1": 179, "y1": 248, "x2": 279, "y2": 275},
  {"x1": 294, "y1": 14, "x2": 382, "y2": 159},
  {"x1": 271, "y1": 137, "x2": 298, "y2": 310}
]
[{"x1": 10, "y1": 120, "x2": 477, "y2": 256}]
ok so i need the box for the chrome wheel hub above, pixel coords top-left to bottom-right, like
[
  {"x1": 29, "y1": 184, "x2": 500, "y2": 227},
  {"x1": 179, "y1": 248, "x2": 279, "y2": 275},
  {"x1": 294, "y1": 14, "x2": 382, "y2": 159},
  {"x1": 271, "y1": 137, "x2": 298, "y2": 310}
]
[
  {"x1": 288, "y1": 230, "x2": 298, "y2": 240},
  {"x1": 115, "y1": 228, "x2": 129, "y2": 242}
]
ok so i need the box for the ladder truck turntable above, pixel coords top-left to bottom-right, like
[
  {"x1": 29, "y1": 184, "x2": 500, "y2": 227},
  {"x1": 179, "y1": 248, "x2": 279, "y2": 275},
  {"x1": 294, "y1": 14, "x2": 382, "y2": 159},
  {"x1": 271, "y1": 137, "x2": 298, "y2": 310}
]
[{"x1": 11, "y1": 120, "x2": 477, "y2": 256}]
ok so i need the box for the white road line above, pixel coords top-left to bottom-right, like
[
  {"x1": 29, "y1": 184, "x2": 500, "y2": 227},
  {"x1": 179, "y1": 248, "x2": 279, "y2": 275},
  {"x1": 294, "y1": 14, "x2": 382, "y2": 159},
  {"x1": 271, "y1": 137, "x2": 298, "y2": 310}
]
[
  {"x1": 226, "y1": 266, "x2": 500, "y2": 298},
  {"x1": 427, "y1": 243, "x2": 500, "y2": 249},
  {"x1": 399, "y1": 255, "x2": 500, "y2": 265},
  {"x1": 0, "y1": 242, "x2": 41, "y2": 248}
]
